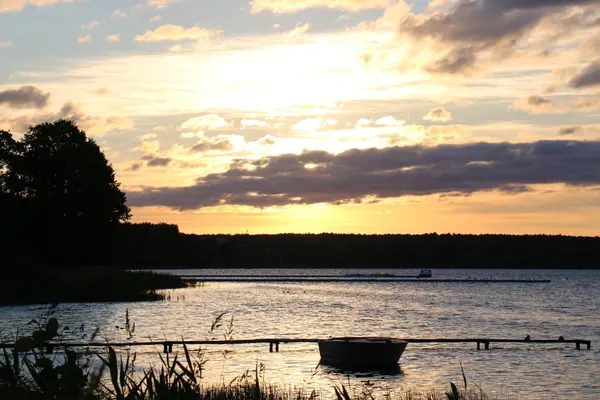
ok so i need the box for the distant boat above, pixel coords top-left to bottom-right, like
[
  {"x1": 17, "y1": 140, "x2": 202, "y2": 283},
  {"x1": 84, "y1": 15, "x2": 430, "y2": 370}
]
[
  {"x1": 417, "y1": 269, "x2": 432, "y2": 278},
  {"x1": 318, "y1": 337, "x2": 408, "y2": 368}
]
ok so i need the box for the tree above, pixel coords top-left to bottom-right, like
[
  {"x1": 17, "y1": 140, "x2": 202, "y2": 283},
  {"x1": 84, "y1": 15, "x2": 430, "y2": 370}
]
[{"x1": 0, "y1": 120, "x2": 130, "y2": 265}]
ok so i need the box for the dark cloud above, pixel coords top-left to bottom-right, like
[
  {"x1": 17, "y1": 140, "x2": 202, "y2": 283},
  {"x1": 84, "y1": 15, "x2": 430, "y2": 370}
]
[
  {"x1": 558, "y1": 126, "x2": 599, "y2": 136},
  {"x1": 569, "y1": 59, "x2": 600, "y2": 89},
  {"x1": 128, "y1": 140, "x2": 600, "y2": 210},
  {"x1": 527, "y1": 95, "x2": 552, "y2": 106},
  {"x1": 0, "y1": 86, "x2": 50, "y2": 109},
  {"x1": 513, "y1": 95, "x2": 600, "y2": 114},
  {"x1": 559, "y1": 126, "x2": 581, "y2": 135},
  {"x1": 142, "y1": 156, "x2": 172, "y2": 167},
  {"x1": 0, "y1": 101, "x2": 134, "y2": 135},
  {"x1": 190, "y1": 136, "x2": 236, "y2": 153},
  {"x1": 128, "y1": 162, "x2": 143, "y2": 171},
  {"x1": 400, "y1": 0, "x2": 598, "y2": 75}
]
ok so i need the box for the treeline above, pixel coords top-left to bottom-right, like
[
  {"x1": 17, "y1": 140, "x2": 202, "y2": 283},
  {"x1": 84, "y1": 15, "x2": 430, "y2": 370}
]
[
  {"x1": 2, "y1": 220, "x2": 599, "y2": 269},
  {"x1": 112, "y1": 223, "x2": 600, "y2": 269}
]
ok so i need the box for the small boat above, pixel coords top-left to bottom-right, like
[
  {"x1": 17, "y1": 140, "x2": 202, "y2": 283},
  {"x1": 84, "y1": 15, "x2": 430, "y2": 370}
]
[
  {"x1": 417, "y1": 269, "x2": 432, "y2": 278},
  {"x1": 318, "y1": 337, "x2": 408, "y2": 368}
]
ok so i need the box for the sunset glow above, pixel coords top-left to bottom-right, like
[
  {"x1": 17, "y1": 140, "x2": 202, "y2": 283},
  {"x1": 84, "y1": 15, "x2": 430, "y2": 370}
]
[{"x1": 2, "y1": 0, "x2": 600, "y2": 234}]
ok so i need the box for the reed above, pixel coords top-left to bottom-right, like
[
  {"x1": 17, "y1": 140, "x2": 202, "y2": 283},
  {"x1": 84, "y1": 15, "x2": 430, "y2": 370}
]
[
  {"x1": 0, "y1": 310, "x2": 516, "y2": 400},
  {"x1": 0, "y1": 268, "x2": 187, "y2": 305}
]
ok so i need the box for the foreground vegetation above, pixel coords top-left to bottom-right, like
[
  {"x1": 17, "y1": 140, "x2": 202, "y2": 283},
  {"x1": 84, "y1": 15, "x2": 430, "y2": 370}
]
[
  {"x1": 0, "y1": 311, "x2": 514, "y2": 400},
  {"x1": 0, "y1": 268, "x2": 186, "y2": 305}
]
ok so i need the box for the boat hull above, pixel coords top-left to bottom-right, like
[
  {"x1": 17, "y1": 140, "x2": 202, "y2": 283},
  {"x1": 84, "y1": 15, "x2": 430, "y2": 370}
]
[{"x1": 318, "y1": 338, "x2": 407, "y2": 368}]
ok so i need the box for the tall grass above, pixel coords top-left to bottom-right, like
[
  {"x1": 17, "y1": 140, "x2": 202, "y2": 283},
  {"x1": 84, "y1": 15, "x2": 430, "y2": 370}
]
[
  {"x1": 0, "y1": 268, "x2": 187, "y2": 305},
  {"x1": 0, "y1": 310, "x2": 515, "y2": 400}
]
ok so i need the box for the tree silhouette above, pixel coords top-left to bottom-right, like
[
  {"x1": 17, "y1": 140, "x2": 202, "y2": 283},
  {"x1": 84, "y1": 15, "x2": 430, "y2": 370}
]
[{"x1": 0, "y1": 120, "x2": 130, "y2": 265}]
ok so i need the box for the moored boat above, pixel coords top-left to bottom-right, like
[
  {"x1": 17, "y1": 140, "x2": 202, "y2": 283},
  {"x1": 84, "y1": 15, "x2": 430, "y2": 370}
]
[
  {"x1": 418, "y1": 269, "x2": 432, "y2": 278},
  {"x1": 318, "y1": 337, "x2": 408, "y2": 368}
]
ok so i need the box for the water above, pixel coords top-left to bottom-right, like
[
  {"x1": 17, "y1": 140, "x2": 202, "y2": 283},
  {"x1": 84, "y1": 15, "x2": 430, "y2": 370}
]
[{"x1": 1, "y1": 269, "x2": 598, "y2": 399}]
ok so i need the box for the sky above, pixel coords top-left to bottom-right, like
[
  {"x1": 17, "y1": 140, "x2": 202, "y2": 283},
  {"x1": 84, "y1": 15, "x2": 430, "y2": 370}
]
[{"x1": 2, "y1": 0, "x2": 600, "y2": 235}]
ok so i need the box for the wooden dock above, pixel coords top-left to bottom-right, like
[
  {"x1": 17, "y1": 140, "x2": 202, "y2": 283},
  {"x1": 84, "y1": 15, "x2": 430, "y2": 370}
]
[
  {"x1": 181, "y1": 277, "x2": 551, "y2": 284},
  {"x1": 1, "y1": 337, "x2": 590, "y2": 354}
]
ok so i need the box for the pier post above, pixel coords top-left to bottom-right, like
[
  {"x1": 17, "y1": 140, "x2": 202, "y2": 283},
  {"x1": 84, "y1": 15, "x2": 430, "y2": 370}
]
[
  {"x1": 587, "y1": 341, "x2": 591, "y2": 350},
  {"x1": 163, "y1": 342, "x2": 173, "y2": 353},
  {"x1": 576, "y1": 342, "x2": 581, "y2": 350},
  {"x1": 269, "y1": 342, "x2": 273, "y2": 353},
  {"x1": 484, "y1": 341, "x2": 490, "y2": 350},
  {"x1": 477, "y1": 341, "x2": 481, "y2": 350},
  {"x1": 275, "y1": 342, "x2": 279, "y2": 352}
]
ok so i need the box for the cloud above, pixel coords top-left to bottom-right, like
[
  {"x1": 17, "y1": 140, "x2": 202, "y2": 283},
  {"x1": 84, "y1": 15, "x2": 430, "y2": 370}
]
[
  {"x1": 0, "y1": 40, "x2": 11, "y2": 47},
  {"x1": 142, "y1": 155, "x2": 172, "y2": 167},
  {"x1": 424, "y1": 107, "x2": 453, "y2": 122},
  {"x1": 81, "y1": 20, "x2": 99, "y2": 29},
  {"x1": 0, "y1": 102, "x2": 134, "y2": 136},
  {"x1": 356, "y1": 116, "x2": 404, "y2": 128},
  {"x1": 396, "y1": 0, "x2": 600, "y2": 75},
  {"x1": 106, "y1": 34, "x2": 120, "y2": 42},
  {"x1": 189, "y1": 135, "x2": 244, "y2": 153},
  {"x1": 292, "y1": 117, "x2": 338, "y2": 132},
  {"x1": 140, "y1": 133, "x2": 158, "y2": 140},
  {"x1": 134, "y1": 25, "x2": 215, "y2": 42},
  {"x1": 241, "y1": 119, "x2": 271, "y2": 128},
  {"x1": 250, "y1": 0, "x2": 391, "y2": 14},
  {"x1": 128, "y1": 140, "x2": 600, "y2": 210},
  {"x1": 128, "y1": 162, "x2": 143, "y2": 171},
  {"x1": 512, "y1": 95, "x2": 600, "y2": 114},
  {"x1": 559, "y1": 126, "x2": 600, "y2": 136},
  {"x1": 569, "y1": 59, "x2": 600, "y2": 89},
  {"x1": 256, "y1": 135, "x2": 276, "y2": 146},
  {"x1": 112, "y1": 9, "x2": 127, "y2": 18},
  {"x1": 180, "y1": 131, "x2": 204, "y2": 139},
  {"x1": 282, "y1": 23, "x2": 311, "y2": 37},
  {"x1": 77, "y1": 33, "x2": 91, "y2": 44},
  {"x1": 0, "y1": 0, "x2": 75, "y2": 13},
  {"x1": 146, "y1": 0, "x2": 182, "y2": 8},
  {"x1": 150, "y1": 15, "x2": 161, "y2": 22},
  {"x1": 0, "y1": 85, "x2": 50, "y2": 109},
  {"x1": 180, "y1": 114, "x2": 229, "y2": 131}
]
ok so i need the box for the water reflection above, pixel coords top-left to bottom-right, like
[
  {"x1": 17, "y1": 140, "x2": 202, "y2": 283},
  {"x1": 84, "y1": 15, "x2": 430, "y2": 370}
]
[
  {"x1": 319, "y1": 363, "x2": 404, "y2": 377},
  {"x1": 0, "y1": 269, "x2": 598, "y2": 400}
]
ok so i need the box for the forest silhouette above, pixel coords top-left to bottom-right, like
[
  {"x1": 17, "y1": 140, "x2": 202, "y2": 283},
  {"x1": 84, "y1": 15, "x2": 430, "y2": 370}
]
[{"x1": 1, "y1": 120, "x2": 599, "y2": 270}]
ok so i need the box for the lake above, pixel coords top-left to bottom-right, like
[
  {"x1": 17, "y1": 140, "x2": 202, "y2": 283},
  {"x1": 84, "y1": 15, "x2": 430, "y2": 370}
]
[{"x1": 1, "y1": 269, "x2": 598, "y2": 399}]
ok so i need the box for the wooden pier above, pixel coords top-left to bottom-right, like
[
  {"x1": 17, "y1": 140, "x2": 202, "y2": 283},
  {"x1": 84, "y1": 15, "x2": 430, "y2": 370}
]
[
  {"x1": 1, "y1": 337, "x2": 590, "y2": 354},
  {"x1": 182, "y1": 277, "x2": 552, "y2": 284}
]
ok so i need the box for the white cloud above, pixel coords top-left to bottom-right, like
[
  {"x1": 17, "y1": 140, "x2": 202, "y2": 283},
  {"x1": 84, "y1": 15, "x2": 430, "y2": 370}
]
[
  {"x1": 112, "y1": 9, "x2": 127, "y2": 19},
  {"x1": 135, "y1": 25, "x2": 216, "y2": 42},
  {"x1": 180, "y1": 114, "x2": 230, "y2": 131},
  {"x1": 0, "y1": 0, "x2": 76, "y2": 13},
  {"x1": 241, "y1": 119, "x2": 271, "y2": 128},
  {"x1": 106, "y1": 34, "x2": 120, "y2": 42},
  {"x1": 77, "y1": 34, "x2": 91, "y2": 44},
  {"x1": 81, "y1": 20, "x2": 99, "y2": 29},
  {"x1": 0, "y1": 40, "x2": 11, "y2": 47},
  {"x1": 292, "y1": 117, "x2": 338, "y2": 132},
  {"x1": 282, "y1": 23, "x2": 311, "y2": 37},
  {"x1": 250, "y1": 0, "x2": 391, "y2": 14},
  {"x1": 140, "y1": 133, "x2": 158, "y2": 140},
  {"x1": 146, "y1": 0, "x2": 182, "y2": 8},
  {"x1": 356, "y1": 116, "x2": 404, "y2": 128},
  {"x1": 180, "y1": 131, "x2": 205, "y2": 139},
  {"x1": 150, "y1": 15, "x2": 161, "y2": 22}
]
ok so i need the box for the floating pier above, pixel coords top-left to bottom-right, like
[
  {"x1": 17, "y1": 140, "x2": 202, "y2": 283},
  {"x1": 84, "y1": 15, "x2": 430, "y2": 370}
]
[
  {"x1": 181, "y1": 276, "x2": 551, "y2": 284},
  {"x1": 2, "y1": 337, "x2": 589, "y2": 354}
]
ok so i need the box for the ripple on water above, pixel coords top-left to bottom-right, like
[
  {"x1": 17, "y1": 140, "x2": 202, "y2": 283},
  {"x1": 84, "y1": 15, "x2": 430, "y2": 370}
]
[{"x1": 0, "y1": 269, "x2": 598, "y2": 400}]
